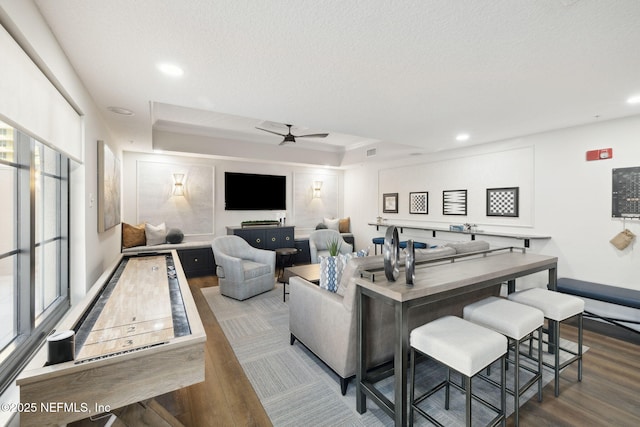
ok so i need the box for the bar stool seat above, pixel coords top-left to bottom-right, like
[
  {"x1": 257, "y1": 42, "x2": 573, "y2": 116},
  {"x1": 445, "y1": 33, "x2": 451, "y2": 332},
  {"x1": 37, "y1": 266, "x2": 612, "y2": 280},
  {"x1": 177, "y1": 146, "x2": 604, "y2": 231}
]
[
  {"x1": 371, "y1": 237, "x2": 384, "y2": 254},
  {"x1": 508, "y1": 288, "x2": 584, "y2": 397},
  {"x1": 464, "y1": 297, "x2": 544, "y2": 426},
  {"x1": 409, "y1": 315, "x2": 507, "y2": 426},
  {"x1": 509, "y1": 288, "x2": 584, "y2": 321}
]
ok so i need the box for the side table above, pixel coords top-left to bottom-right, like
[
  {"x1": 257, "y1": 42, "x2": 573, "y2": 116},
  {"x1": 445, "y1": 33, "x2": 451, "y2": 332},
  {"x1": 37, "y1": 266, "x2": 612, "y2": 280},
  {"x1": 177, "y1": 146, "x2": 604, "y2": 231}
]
[
  {"x1": 281, "y1": 264, "x2": 321, "y2": 302},
  {"x1": 275, "y1": 247, "x2": 299, "y2": 300}
]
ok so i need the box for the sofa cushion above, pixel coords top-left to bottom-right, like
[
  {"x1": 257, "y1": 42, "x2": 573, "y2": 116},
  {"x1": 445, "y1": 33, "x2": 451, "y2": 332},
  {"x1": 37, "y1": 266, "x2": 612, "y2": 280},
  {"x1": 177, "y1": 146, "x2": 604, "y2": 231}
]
[
  {"x1": 242, "y1": 260, "x2": 271, "y2": 280},
  {"x1": 445, "y1": 240, "x2": 490, "y2": 254},
  {"x1": 122, "y1": 222, "x2": 146, "y2": 248},
  {"x1": 415, "y1": 246, "x2": 456, "y2": 260},
  {"x1": 145, "y1": 222, "x2": 167, "y2": 245}
]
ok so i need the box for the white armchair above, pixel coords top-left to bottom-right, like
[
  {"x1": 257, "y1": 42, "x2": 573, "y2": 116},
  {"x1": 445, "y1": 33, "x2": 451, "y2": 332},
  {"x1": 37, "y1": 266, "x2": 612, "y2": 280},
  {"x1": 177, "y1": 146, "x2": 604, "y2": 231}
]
[
  {"x1": 212, "y1": 235, "x2": 275, "y2": 300},
  {"x1": 308, "y1": 229, "x2": 353, "y2": 264}
]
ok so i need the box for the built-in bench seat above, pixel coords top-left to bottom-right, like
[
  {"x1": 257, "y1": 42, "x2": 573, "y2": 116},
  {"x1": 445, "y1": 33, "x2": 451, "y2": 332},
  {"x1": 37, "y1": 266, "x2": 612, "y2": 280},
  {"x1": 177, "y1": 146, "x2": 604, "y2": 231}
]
[
  {"x1": 555, "y1": 277, "x2": 640, "y2": 335},
  {"x1": 121, "y1": 240, "x2": 213, "y2": 254}
]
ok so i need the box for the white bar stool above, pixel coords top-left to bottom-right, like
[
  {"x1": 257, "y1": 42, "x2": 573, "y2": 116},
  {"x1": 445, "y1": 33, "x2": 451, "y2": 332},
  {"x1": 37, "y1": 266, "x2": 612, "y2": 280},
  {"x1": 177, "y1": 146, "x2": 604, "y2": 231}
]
[
  {"x1": 463, "y1": 296, "x2": 544, "y2": 426},
  {"x1": 409, "y1": 315, "x2": 507, "y2": 427},
  {"x1": 508, "y1": 288, "x2": 584, "y2": 396}
]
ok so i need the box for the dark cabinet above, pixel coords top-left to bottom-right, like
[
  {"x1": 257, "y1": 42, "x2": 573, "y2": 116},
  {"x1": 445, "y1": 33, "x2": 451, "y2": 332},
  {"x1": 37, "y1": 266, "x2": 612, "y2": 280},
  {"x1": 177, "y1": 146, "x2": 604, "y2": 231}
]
[
  {"x1": 177, "y1": 247, "x2": 216, "y2": 278},
  {"x1": 227, "y1": 226, "x2": 295, "y2": 250},
  {"x1": 232, "y1": 228, "x2": 263, "y2": 247},
  {"x1": 264, "y1": 227, "x2": 295, "y2": 250},
  {"x1": 343, "y1": 234, "x2": 355, "y2": 251},
  {"x1": 294, "y1": 238, "x2": 311, "y2": 264}
]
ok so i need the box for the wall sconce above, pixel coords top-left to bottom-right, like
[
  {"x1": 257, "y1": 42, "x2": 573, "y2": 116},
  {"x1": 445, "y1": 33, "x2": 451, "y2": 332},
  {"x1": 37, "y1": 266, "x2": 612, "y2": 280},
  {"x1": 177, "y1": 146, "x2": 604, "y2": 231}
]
[
  {"x1": 313, "y1": 180, "x2": 323, "y2": 198},
  {"x1": 173, "y1": 173, "x2": 185, "y2": 196}
]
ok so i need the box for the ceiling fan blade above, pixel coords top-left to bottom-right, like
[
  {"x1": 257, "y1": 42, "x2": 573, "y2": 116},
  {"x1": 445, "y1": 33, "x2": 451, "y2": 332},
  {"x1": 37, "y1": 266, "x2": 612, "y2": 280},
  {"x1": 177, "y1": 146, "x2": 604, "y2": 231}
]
[
  {"x1": 295, "y1": 133, "x2": 329, "y2": 138},
  {"x1": 278, "y1": 139, "x2": 288, "y2": 146},
  {"x1": 255, "y1": 126, "x2": 286, "y2": 137}
]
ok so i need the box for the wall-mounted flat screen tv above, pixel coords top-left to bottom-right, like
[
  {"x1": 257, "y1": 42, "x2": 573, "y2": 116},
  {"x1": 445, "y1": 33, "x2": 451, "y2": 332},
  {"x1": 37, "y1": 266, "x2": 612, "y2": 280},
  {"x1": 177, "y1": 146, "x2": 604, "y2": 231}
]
[{"x1": 225, "y1": 172, "x2": 286, "y2": 210}]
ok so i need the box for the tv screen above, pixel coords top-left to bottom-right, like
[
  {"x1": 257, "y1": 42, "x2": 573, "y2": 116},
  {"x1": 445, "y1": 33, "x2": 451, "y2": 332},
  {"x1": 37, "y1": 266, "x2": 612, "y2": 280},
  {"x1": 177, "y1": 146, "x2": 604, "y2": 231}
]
[{"x1": 225, "y1": 172, "x2": 286, "y2": 210}]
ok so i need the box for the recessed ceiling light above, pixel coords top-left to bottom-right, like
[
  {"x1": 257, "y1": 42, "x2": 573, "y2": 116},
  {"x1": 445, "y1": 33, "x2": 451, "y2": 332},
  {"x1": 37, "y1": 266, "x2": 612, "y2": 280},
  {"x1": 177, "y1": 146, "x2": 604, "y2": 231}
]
[
  {"x1": 157, "y1": 63, "x2": 184, "y2": 77},
  {"x1": 455, "y1": 133, "x2": 470, "y2": 142},
  {"x1": 107, "y1": 106, "x2": 134, "y2": 116},
  {"x1": 627, "y1": 95, "x2": 640, "y2": 105}
]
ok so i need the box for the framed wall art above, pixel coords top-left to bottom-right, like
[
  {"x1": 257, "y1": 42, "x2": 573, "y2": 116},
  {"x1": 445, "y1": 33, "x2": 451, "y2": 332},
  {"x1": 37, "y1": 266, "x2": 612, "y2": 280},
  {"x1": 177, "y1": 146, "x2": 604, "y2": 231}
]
[
  {"x1": 97, "y1": 140, "x2": 121, "y2": 232},
  {"x1": 409, "y1": 191, "x2": 428, "y2": 214},
  {"x1": 443, "y1": 189, "x2": 467, "y2": 215},
  {"x1": 612, "y1": 166, "x2": 640, "y2": 218},
  {"x1": 383, "y1": 193, "x2": 398, "y2": 213},
  {"x1": 487, "y1": 187, "x2": 519, "y2": 217}
]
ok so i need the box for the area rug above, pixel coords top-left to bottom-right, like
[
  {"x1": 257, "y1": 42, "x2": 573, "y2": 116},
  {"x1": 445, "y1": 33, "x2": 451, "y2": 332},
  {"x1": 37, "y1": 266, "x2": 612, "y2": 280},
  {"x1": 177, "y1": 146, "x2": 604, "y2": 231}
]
[{"x1": 202, "y1": 283, "x2": 585, "y2": 426}]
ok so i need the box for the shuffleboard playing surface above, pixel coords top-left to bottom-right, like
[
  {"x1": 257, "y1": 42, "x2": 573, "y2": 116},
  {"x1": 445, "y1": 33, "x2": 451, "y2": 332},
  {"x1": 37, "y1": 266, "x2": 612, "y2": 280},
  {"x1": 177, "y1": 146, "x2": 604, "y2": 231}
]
[{"x1": 76, "y1": 256, "x2": 175, "y2": 361}]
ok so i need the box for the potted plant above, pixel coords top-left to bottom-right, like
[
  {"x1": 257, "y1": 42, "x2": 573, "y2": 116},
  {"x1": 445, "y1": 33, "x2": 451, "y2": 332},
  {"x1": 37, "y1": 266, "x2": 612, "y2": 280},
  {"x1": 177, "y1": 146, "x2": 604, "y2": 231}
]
[{"x1": 327, "y1": 237, "x2": 342, "y2": 256}]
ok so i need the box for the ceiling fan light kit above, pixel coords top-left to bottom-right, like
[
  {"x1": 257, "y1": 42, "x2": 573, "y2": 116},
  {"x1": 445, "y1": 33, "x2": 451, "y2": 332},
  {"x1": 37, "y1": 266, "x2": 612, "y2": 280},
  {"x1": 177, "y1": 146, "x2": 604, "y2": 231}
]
[{"x1": 256, "y1": 124, "x2": 329, "y2": 145}]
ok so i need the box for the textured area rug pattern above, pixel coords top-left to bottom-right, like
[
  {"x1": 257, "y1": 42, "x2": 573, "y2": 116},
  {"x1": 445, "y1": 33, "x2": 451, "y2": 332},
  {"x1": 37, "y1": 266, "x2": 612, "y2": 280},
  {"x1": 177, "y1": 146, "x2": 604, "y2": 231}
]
[{"x1": 202, "y1": 284, "x2": 582, "y2": 426}]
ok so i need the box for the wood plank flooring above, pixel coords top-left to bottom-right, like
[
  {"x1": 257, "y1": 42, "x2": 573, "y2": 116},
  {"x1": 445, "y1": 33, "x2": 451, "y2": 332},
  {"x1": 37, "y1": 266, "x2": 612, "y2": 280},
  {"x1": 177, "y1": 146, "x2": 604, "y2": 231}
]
[{"x1": 78, "y1": 275, "x2": 640, "y2": 426}]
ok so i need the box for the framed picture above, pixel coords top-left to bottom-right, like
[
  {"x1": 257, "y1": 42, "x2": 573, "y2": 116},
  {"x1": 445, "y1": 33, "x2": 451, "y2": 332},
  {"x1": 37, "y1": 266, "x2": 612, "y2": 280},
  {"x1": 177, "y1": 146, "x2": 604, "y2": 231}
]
[
  {"x1": 487, "y1": 187, "x2": 519, "y2": 217},
  {"x1": 409, "y1": 192, "x2": 428, "y2": 214},
  {"x1": 443, "y1": 189, "x2": 467, "y2": 215},
  {"x1": 97, "y1": 140, "x2": 122, "y2": 232},
  {"x1": 383, "y1": 193, "x2": 398, "y2": 213}
]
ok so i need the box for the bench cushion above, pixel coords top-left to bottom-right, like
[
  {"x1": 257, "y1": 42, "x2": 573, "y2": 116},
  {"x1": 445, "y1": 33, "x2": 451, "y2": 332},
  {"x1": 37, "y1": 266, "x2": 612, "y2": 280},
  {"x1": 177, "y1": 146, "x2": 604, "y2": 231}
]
[
  {"x1": 556, "y1": 278, "x2": 640, "y2": 310},
  {"x1": 121, "y1": 240, "x2": 213, "y2": 254}
]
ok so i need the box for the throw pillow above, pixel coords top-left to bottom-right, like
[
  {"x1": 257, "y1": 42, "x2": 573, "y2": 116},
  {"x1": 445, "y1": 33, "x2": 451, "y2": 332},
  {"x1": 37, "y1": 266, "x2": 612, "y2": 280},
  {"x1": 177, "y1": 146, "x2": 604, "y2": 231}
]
[
  {"x1": 339, "y1": 250, "x2": 368, "y2": 268},
  {"x1": 145, "y1": 222, "x2": 167, "y2": 246},
  {"x1": 319, "y1": 255, "x2": 345, "y2": 293},
  {"x1": 315, "y1": 222, "x2": 328, "y2": 230},
  {"x1": 122, "y1": 223, "x2": 146, "y2": 248},
  {"x1": 166, "y1": 228, "x2": 184, "y2": 244},
  {"x1": 339, "y1": 217, "x2": 350, "y2": 233},
  {"x1": 323, "y1": 217, "x2": 340, "y2": 231}
]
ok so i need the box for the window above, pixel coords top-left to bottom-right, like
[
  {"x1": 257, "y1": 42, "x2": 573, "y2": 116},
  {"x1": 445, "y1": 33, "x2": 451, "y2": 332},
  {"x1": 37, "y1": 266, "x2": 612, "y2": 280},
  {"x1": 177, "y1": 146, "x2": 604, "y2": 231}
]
[{"x1": 0, "y1": 120, "x2": 69, "y2": 393}]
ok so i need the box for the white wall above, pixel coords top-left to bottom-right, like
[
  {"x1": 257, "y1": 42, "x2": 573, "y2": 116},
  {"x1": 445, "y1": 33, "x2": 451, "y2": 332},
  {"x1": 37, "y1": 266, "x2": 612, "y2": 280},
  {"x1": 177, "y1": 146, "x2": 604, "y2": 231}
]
[
  {"x1": 122, "y1": 152, "x2": 344, "y2": 239},
  {"x1": 346, "y1": 115, "x2": 640, "y2": 291}
]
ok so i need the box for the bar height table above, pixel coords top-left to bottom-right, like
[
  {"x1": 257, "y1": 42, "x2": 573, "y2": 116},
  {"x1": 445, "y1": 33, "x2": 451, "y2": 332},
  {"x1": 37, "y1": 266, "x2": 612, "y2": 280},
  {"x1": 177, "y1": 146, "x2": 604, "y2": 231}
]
[{"x1": 355, "y1": 248, "x2": 558, "y2": 426}]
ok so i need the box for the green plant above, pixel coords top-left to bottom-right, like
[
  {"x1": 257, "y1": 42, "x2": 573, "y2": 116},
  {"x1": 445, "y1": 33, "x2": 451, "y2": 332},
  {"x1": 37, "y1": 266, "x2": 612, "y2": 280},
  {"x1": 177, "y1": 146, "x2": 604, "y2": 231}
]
[{"x1": 327, "y1": 237, "x2": 342, "y2": 256}]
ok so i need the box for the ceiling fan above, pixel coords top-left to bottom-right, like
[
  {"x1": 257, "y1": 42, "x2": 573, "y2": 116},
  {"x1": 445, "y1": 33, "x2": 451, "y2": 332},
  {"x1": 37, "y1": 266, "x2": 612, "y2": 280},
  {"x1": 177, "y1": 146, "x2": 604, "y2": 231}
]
[{"x1": 255, "y1": 123, "x2": 329, "y2": 146}]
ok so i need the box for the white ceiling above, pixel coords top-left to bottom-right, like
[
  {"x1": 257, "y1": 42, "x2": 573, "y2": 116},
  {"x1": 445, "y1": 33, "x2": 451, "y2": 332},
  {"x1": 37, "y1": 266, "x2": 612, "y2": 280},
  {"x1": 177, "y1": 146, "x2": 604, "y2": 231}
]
[{"x1": 34, "y1": 0, "x2": 640, "y2": 166}]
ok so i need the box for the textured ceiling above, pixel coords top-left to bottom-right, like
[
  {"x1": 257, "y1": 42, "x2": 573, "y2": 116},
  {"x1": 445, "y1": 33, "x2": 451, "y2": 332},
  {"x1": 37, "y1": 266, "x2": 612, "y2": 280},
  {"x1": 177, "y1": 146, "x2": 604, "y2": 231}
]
[{"x1": 34, "y1": 0, "x2": 640, "y2": 166}]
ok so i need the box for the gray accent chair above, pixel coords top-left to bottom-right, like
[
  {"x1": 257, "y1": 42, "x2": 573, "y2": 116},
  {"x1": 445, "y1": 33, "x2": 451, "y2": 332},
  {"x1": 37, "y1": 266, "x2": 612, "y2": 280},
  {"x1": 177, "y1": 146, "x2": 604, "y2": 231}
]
[
  {"x1": 289, "y1": 243, "x2": 500, "y2": 395},
  {"x1": 308, "y1": 229, "x2": 353, "y2": 263},
  {"x1": 212, "y1": 235, "x2": 275, "y2": 301}
]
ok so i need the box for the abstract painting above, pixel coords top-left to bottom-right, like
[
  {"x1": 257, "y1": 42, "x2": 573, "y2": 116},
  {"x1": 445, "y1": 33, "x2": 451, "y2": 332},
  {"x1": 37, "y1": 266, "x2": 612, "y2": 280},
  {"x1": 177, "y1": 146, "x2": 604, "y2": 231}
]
[
  {"x1": 383, "y1": 193, "x2": 398, "y2": 213},
  {"x1": 97, "y1": 140, "x2": 121, "y2": 232}
]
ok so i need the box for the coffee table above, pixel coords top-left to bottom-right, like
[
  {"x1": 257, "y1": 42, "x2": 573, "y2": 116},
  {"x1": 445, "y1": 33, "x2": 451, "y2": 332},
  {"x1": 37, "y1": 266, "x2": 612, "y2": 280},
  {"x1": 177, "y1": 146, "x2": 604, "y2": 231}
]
[{"x1": 281, "y1": 264, "x2": 320, "y2": 301}]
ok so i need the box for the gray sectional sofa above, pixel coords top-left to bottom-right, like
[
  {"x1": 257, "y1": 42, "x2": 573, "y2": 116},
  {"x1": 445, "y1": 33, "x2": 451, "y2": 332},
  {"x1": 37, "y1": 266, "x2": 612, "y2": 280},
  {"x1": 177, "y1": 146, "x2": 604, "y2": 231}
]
[{"x1": 288, "y1": 241, "x2": 500, "y2": 394}]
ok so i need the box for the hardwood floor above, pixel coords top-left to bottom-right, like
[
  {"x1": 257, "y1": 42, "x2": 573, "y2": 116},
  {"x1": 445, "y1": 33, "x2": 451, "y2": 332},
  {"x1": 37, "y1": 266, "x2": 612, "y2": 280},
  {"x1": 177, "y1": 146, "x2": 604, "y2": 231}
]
[
  {"x1": 98, "y1": 275, "x2": 640, "y2": 426},
  {"x1": 155, "y1": 276, "x2": 271, "y2": 427}
]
